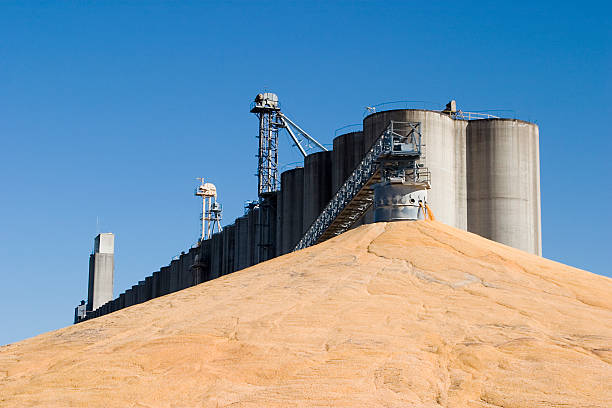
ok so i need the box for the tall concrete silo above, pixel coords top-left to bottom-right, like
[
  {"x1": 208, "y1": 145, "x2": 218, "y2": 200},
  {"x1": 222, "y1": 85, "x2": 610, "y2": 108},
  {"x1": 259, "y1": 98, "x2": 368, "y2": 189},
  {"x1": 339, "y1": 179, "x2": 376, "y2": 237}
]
[
  {"x1": 363, "y1": 110, "x2": 467, "y2": 229},
  {"x1": 280, "y1": 167, "x2": 304, "y2": 254},
  {"x1": 210, "y1": 232, "x2": 223, "y2": 279},
  {"x1": 466, "y1": 119, "x2": 541, "y2": 255},
  {"x1": 246, "y1": 206, "x2": 260, "y2": 267},
  {"x1": 303, "y1": 151, "x2": 333, "y2": 233},
  {"x1": 234, "y1": 215, "x2": 249, "y2": 271},
  {"x1": 331, "y1": 131, "x2": 364, "y2": 194},
  {"x1": 222, "y1": 224, "x2": 236, "y2": 275}
]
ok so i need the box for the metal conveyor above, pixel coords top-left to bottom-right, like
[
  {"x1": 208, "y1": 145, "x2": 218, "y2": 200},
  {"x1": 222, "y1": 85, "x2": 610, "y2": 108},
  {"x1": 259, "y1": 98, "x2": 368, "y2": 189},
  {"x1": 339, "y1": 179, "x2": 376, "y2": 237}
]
[{"x1": 294, "y1": 121, "x2": 429, "y2": 251}]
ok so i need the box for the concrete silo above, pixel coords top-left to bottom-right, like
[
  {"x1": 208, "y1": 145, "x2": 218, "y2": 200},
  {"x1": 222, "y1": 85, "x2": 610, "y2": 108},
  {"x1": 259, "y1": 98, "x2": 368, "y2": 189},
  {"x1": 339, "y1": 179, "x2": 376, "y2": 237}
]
[
  {"x1": 222, "y1": 224, "x2": 236, "y2": 276},
  {"x1": 363, "y1": 110, "x2": 467, "y2": 229},
  {"x1": 331, "y1": 131, "x2": 364, "y2": 194},
  {"x1": 234, "y1": 216, "x2": 249, "y2": 271},
  {"x1": 466, "y1": 119, "x2": 541, "y2": 255},
  {"x1": 303, "y1": 151, "x2": 333, "y2": 233},
  {"x1": 280, "y1": 167, "x2": 304, "y2": 254}
]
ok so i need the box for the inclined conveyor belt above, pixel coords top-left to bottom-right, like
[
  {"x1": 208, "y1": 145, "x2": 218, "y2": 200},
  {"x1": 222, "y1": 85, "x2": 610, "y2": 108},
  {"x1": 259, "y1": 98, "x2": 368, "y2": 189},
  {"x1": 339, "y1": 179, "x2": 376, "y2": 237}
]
[{"x1": 294, "y1": 121, "x2": 424, "y2": 251}]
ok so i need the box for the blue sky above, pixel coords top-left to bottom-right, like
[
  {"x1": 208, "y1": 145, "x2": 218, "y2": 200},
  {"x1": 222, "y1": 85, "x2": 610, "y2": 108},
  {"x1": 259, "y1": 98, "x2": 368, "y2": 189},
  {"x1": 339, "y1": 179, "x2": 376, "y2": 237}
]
[{"x1": 0, "y1": 1, "x2": 610, "y2": 345}]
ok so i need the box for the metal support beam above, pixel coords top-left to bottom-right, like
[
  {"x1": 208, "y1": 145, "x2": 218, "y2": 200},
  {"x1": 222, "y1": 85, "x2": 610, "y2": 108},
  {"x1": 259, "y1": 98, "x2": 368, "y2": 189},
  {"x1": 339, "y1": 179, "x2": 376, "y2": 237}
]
[
  {"x1": 280, "y1": 113, "x2": 328, "y2": 152},
  {"x1": 280, "y1": 117, "x2": 307, "y2": 157}
]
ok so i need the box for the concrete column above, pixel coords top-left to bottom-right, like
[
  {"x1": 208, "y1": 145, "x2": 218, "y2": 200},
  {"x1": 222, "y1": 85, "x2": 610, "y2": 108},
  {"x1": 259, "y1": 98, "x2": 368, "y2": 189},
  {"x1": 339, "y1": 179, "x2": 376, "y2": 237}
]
[{"x1": 87, "y1": 233, "x2": 115, "y2": 312}]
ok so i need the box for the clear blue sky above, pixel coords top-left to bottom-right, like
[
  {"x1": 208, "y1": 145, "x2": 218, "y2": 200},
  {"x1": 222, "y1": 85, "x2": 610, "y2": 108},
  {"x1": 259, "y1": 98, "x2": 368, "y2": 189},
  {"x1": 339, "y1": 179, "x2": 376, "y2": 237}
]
[{"x1": 1, "y1": 1, "x2": 610, "y2": 345}]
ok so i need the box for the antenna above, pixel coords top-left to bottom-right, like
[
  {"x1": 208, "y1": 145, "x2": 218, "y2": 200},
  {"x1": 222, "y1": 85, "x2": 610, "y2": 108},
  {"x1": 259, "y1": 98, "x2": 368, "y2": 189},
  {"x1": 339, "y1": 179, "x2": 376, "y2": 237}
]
[{"x1": 195, "y1": 178, "x2": 222, "y2": 241}]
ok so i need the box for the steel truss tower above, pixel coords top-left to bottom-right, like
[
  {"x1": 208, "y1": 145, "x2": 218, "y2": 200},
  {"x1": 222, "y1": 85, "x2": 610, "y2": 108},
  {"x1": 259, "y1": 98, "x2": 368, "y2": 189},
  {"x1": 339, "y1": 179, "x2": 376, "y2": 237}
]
[
  {"x1": 250, "y1": 92, "x2": 328, "y2": 260},
  {"x1": 250, "y1": 93, "x2": 281, "y2": 196}
]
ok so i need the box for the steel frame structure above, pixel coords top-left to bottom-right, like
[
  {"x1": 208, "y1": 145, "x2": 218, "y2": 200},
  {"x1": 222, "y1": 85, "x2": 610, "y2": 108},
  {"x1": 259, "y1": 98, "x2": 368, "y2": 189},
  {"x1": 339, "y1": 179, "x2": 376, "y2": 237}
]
[
  {"x1": 294, "y1": 121, "x2": 430, "y2": 251},
  {"x1": 254, "y1": 109, "x2": 281, "y2": 195},
  {"x1": 251, "y1": 93, "x2": 328, "y2": 197}
]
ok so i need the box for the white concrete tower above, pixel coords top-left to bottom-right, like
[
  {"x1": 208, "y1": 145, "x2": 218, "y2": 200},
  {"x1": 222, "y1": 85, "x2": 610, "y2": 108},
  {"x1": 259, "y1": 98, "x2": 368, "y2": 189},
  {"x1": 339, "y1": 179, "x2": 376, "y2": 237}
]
[{"x1": 87, "y1": 233, "x2": 114, "y2": 311}]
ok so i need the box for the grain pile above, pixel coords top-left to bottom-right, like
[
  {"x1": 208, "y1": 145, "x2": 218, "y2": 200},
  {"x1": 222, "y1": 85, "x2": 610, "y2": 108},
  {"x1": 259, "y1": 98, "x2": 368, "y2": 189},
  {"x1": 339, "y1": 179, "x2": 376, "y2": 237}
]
[{"x1": 1, "y1": 221, "x2": 611, "y2": 407}]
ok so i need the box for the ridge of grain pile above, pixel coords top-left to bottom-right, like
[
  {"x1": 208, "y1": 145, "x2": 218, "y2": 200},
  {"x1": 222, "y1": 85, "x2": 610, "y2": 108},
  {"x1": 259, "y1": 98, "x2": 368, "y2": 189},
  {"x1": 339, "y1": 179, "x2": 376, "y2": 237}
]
[{"x1": 1, "y1": 221, "x2": 611, "y2": 407}]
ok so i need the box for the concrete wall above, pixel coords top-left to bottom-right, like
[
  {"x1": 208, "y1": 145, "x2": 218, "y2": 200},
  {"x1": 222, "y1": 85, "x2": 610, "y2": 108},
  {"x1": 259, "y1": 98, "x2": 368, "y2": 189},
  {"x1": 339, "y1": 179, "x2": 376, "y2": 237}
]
[
  {"x1": 466, "y1": 119, "x2": 541, "y2": 255},
  {"x1": 363, "y1": 109, "x2": 468, "y2": 230},
  {"x1": 280, "y1": 167, "x2": 304, "y2": 254},
  {"x1": 303, "y1": 151, "x2": 333, "y2": 233}
]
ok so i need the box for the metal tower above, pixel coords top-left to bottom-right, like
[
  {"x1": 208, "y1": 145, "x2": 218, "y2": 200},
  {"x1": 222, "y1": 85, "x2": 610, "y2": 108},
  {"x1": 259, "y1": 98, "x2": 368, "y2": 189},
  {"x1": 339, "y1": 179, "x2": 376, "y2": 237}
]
[
  {"x1": 250, "y1": 93, "x2": 282, "y2": 196},
  {"x1": 195, "y1": 178, "x2": 222, "y2": 241},
  {"x1": 250, "y1": 92, "x2": 328, "y2": 197},
  {"x1": 250, "y1": 92, "x2": 328, "y2": 261}
]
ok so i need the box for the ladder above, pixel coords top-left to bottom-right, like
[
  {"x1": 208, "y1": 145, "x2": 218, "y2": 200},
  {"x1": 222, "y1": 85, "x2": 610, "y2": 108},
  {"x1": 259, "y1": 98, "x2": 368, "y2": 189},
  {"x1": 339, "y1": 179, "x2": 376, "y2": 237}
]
[{"x1": 294, "y1": 121, "x2": 427, "y2": 250}]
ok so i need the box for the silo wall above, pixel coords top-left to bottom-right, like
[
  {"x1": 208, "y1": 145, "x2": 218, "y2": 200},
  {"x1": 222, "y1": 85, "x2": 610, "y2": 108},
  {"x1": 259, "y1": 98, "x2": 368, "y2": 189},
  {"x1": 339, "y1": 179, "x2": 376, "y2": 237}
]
[
  {"x1": 159, "y1": 266, "x2": 170, "y2": 295},
  {"x1": 363, "y1": 109, "x2": 467, "y2": 229},
  {"x1": 466, "y1": 118, "x2": 541, "y2": 255},
  {"x1": 210, "y1": 232, "x2": 223, "y2": 279},
  {"x1": 332, "y1": 131, "x2": 364, "y2": 194},
  {"x1": 152, "y1": 271, "x2": 161, "y2": 298},
  {"x1": 169, "y1": 260, "x2": 179, "y2": 293},
  {"x1": 222, "y1": 224, "x2": 236, "y2": 276},
  {"x1": 199, "y1": 238, "x2": 212, "y2": 282},
  {"x1": 258, "y1": 192, "x2": 278, "y2": 262},
  {"x1": 235, "y1": 216, "x2": 249, "y2": 270},
  {"x1": 247, "y1": 206, "x2": 260, "y2": 266},
  {"x1": 280, "y1": 167, "x2": 304, "y2": 254},
  {"x1": 125, "y1": 288, "x2": 134, "y2": 307},
  {"x1": 137, "y1": 281, "x2": 146, "y2": 304},
  {"x1": 275, "y1": 193, "x2": 282, "y2": 257},
  {"x1": 303, "y1": 151, "x2": 333, "y2": 232}
]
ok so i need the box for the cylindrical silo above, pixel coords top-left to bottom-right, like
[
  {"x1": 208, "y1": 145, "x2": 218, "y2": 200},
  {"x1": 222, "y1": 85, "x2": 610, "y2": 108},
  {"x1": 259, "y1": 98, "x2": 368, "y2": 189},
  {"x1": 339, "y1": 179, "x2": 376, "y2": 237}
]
[
  {"x1": 247, "y1": 206, "x2": 260, "y2": 266},
  {"x1": 210, "y1": 232, "x2": 223, "y2": 279},
  {"x1": 466, "y1": 119, "x2": 541, "y2": 255},
  {"x1": 151, "y1": 271, "x2": 160, "y2": 298},
  {"x1": 235, "y1": 215, "x2": 249, "y2": 270},
  {"x1": 169, "y1": 259, "x2": 179, "y2": 293},
  {"x1": 362, "y1": 110, "x2": 467, "y2": 229},
  {"x1": 303, "y1": 151, "x2": 333, "y2": 233},
  {"x1": 137, "y1": 281, "x2": 146, "y2": 304},
  {"x1": 159, "y1": 266, "x2": 169, "y2": 295},
  {"x1": 125, "y1": 288, "x2": 134, "y2": 307},
  {"x1": 280, "y1": 167, "x2": 304, "y2": 254},
  {"x1": 198, "y1": 238, "x2": 212, "y2": 282},
  {"x1": 222, "y1": 224, "x2": 236, "y2": 276},
  {"x1": 332, "y1": 131, "x2": 364, "y2": 194}
]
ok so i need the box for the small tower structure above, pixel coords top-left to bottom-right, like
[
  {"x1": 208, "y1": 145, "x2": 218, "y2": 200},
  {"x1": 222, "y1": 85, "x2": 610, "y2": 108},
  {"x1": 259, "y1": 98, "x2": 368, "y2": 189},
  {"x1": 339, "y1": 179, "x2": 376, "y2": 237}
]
[{"x1": 195, "y1": 178, "x2": 222, "y2": 241}]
